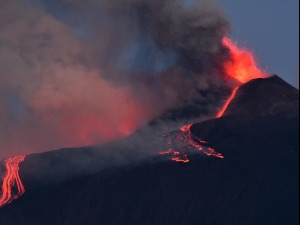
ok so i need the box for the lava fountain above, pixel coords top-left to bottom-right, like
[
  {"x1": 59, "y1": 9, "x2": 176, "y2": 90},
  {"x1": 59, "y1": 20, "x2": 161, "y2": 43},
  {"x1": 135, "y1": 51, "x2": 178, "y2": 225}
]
[
  {"x1": 216, "y1": 37, "x2": 268, "y2": 118},
  {"x1": 0, "y1": 156, "x2": 26, "y2": 208},
  {"x1": 222, "y1": 37, "x2": 267, "y2": 84}
]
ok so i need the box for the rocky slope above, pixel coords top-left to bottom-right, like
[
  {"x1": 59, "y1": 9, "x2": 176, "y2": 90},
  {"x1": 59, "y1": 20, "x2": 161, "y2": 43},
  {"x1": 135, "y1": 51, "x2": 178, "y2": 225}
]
[{"x1": 0, "y1": 76, "x2": 298, "y2": 225}]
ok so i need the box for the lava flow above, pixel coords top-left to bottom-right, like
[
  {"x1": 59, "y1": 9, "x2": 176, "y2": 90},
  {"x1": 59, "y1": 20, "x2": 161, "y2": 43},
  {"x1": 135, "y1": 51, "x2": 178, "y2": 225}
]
[
  {"x1": 180, "y1": 124, "x2": 224, "y2": 159},
  {"x1": 160, "y1": 37, "x2": 267, "y2": 162},
  {"x1": 0, "y1": 156, "x2": 26, "y2": 208},
  {"x1": 160, "y1": 124, "x2": 223, "y2": 163},
  {"x1": 216, "y1": 87, "x2": 239, "y2": 118},
  {"x1": 160, "y1": 149, "x2": 190, "y2": 163}
]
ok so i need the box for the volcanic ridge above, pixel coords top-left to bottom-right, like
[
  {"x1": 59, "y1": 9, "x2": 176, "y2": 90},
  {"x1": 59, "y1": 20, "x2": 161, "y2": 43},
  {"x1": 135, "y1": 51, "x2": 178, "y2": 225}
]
[{"x1": 0, "y1": 75, "x2": 298, "y2": 225}]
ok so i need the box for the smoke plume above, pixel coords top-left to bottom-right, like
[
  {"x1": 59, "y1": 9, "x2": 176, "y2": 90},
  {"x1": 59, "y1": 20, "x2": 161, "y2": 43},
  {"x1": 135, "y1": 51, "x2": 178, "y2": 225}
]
[{"x1": 0, "y1": 0, "x2": 231, "y2": 157}]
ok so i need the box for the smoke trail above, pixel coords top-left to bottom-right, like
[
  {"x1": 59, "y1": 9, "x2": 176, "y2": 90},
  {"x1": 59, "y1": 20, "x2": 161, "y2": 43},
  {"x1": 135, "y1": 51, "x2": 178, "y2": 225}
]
[{"x1": 0, "y1": 0, "x2": 232, "y2": 157}]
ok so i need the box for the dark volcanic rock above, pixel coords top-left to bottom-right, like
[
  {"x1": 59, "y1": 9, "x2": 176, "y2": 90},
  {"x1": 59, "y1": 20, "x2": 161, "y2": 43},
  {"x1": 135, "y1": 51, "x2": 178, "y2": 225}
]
[
  {"x1": 0, "y1": 76, "x2": 298, "y2": 225},
  {"x1": 224, "y1": 75, "x2": 299, "y2": 117}
]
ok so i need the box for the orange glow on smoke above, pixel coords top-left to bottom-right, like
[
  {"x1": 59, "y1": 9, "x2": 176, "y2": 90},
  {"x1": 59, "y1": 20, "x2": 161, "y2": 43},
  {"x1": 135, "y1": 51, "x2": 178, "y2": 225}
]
[
  {"x1": 0, "y1": 156, "x2": 25, "y2": 208},
  {"x1": 222, "y1": 37, "x2": 267, "y2": 84},
  {"x1": 216, "y1": 87, "x2": 239, "y2": 118},
  {"x1": 216, "y1": 37, "x2": 268, "y2": 118}
]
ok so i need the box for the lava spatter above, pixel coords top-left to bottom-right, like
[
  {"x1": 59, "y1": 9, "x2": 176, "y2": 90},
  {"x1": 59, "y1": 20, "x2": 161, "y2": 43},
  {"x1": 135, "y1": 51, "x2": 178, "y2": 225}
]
[{"x1": 0, "y1": 156, "x2": 26, "y2": 208}]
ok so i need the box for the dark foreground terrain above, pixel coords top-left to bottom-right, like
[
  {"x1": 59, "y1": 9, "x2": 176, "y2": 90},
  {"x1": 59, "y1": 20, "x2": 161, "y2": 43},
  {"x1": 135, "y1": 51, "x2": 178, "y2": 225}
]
[{"x1": 0, "y1": 76, "x2": 299, "y2": 225}]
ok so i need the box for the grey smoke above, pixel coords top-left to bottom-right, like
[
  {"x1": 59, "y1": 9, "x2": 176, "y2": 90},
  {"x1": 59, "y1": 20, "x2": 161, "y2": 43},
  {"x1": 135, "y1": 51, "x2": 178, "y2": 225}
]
[{"x1": 0, "y1": 0, "x2": 231, "y2": 157}]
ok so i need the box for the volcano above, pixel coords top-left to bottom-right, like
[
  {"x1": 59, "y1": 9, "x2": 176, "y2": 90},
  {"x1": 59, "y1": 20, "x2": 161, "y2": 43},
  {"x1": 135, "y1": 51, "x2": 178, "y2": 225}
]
[{"x1": 0, "y1": 75, "x2": 299, "y2": 225}]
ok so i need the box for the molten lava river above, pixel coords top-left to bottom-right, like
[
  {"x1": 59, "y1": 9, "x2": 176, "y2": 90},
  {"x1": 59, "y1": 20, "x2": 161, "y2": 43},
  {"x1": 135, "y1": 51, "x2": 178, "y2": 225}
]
[{"x1": 0, "y1": 156, "x2": 26, "y2": 208}]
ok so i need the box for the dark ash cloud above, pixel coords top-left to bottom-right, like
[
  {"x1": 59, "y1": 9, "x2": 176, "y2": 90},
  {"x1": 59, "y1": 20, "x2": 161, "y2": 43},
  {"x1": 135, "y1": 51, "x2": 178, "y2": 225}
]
[{"x1": 0, "y1": 0, "x2": 231, "y2": 157}]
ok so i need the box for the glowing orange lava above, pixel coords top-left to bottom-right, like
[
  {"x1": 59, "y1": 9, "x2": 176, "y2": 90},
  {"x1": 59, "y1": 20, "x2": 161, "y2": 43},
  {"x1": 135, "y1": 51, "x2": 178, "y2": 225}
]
[
  {"x1": 160, "y1": 149, "x2": 190, "y2": 163},
  {"x1": 0, "y1": 156, "x2": 26, "y2": 208},
  {"x1": 182, "y1": 124, "x2": 224, "y2": 159},
  {"x1": 216, "y1": 37, "x2": 268, "y2": 118},
  {"x1": 171, "y1": 152, "x2": 190, "y2": 163},
  {"x1": 216, "y1": 87, "x2": 239, "y2": 118},
  {"x1": 180, "y1": 124, "x2": 193, "y2": 132},
  {"x1": 222, "y1": 37, "x2": 267, "y2": 84},
  {"x1": 160, "y1": 124, "x2": 224, "y2": 163}
]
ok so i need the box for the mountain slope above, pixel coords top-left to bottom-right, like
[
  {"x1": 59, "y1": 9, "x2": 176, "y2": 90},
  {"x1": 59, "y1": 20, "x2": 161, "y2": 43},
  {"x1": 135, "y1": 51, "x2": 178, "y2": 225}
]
[{"x1": 0, "y1": 76, "x2": 298, "y2": 225}]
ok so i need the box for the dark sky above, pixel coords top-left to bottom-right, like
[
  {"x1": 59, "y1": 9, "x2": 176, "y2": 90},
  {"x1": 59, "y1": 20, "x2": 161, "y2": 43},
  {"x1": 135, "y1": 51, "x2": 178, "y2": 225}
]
[{"x1": 218, "y1": 0, "x2": 299, "y2": 88}]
